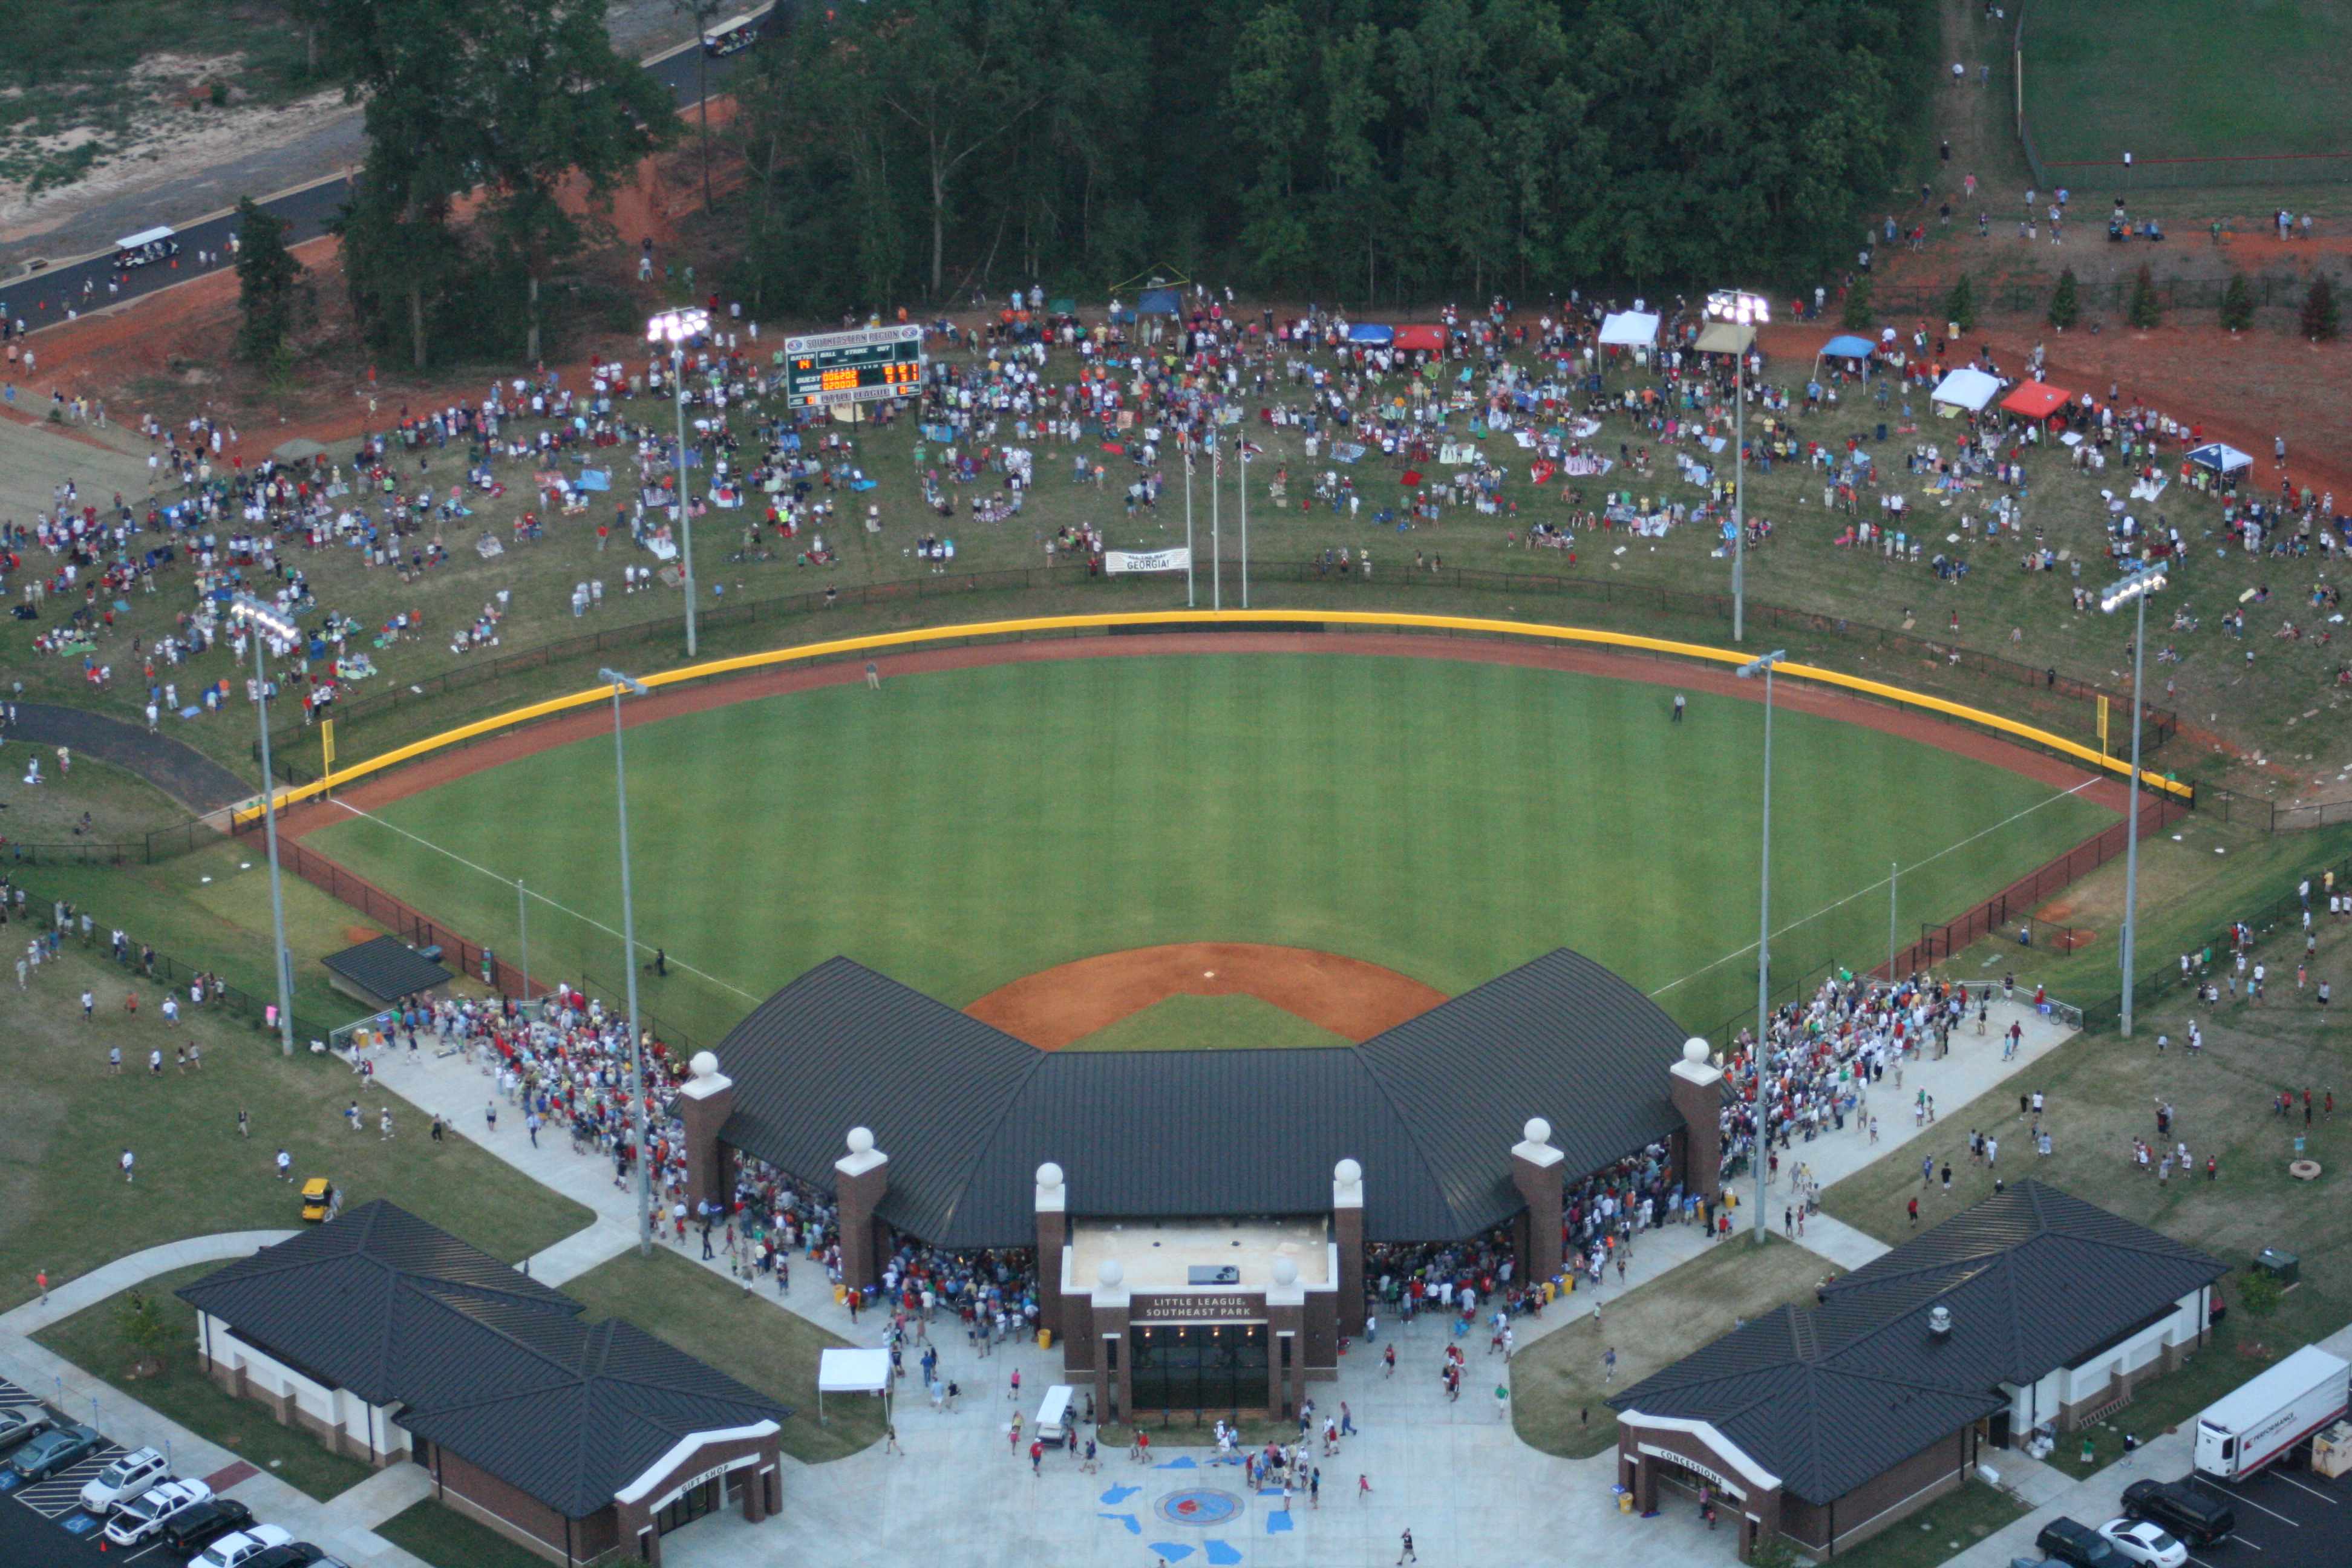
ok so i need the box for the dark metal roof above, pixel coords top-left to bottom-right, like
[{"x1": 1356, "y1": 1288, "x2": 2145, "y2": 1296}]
[
  {"x1": 714, "y1": 948, "x2": 1691, "y2": 1247},
  {"x1": 1613, "y1": 1184, "x2": 2227, "y2": 1504},
  {"x1": 180, "y1": 1203, "x2": 789, "y2": 1518},
  {"x1": 320, "y1": 936, "x2": 453, "y2": 999}
]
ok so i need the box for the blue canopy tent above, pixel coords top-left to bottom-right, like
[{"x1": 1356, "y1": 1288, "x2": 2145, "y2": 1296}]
[
  {"x1": 1815, "y1": 334, "x2": 1876, "y2": 380},
  {"x1": 2187, "y1": 442, "x2": 2252, "y2": 475},
  {"x1": 1347, "y1": 324, "x2": 1395, "y2": 345},
  {"x1": 1137, "y1": 287, "x2": 1182, "y2": 317}
]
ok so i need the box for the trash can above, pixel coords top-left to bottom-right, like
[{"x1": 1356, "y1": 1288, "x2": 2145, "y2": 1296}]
[
  {"x1": 1875, "y1": 422, "x2": 1887, "y2": 442},
  {"x1": 2255, "y1": 1248, "x2": 2300, "y2": 1287},
  {"x1": 1037, "y1": 1328, "x2": 1053, "y2": 1350}
]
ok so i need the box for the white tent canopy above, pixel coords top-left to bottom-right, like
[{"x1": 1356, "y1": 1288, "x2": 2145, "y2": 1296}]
[
  {"x1": 1930, "y1": 367, "x2": 2001, "y2": 413},
  {"x1": 817, "y1": 1347, "x2": 890, "y2": 1426},
  {"x1": 1598, "y1": 311, "x2": 1660, "y2": 347}
]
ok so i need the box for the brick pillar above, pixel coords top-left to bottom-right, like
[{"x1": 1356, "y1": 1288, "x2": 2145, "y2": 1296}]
[
  {"x1": 1035, "y1": 1163, "x2": 1068, "y2": 1345},
  {"x1": 678, "y1": 1051, "x2": 735, "y2": 1218},
  {"x1": 1668, "y1": 1039, "x2": 1726, "y2": 1201},
  {"x1": 1511, "y1": 1119, "x2": 1566, "y2": 1289},
  {"x1": 1331, "y1": 1158, "x2": 1365, "y2": 1336},
  {"x1": 1088, "y1": 1261, "x2": 1131, "y2": 1425},
  {"x1": 834, "y1": 1127, "x2": 890, "y2": 1295},
  {"x1": 1269, "y1": 1257, "x2": 1306, "y2": 1418}
]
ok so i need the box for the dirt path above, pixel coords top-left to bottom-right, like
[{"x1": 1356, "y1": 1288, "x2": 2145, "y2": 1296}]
[
  {"x1": 963, "y1": 942, "x2": 1446, "y2": 1048},
  {"x1": 8, "y1": 702, "x2": 252, "y2": 814}
]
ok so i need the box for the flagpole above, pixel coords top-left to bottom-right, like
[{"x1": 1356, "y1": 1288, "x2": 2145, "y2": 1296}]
[
  {"x1": 1240, "y1": 437, "x2": 1250, "y2": 609},
  {"x1": 1184, "y1": 446, "x2": 1196, "y2": 609},
  {"x1": 1211, "y1": 443, "x2": 1222, "y2": 611}
]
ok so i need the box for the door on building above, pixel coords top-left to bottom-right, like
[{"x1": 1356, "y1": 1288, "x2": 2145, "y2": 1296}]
[
  {"x1": 653, "y1": 1477, "x2": 720, "y2": 1535},
  {"x1": 1129, "y1": 1324, "x2": 1268, "y2": 1414}
]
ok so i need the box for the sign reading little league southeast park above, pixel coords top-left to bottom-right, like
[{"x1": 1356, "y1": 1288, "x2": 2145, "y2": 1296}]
[{"x1": 783, "y1": 324, "x2": 924, "y2": 409}]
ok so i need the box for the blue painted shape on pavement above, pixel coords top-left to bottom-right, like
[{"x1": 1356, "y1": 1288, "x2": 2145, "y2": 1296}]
[
  {"x1": 1148, "y1": 1546, "x2": 1196, "y2": 1563},
  {"x1": 1265, "y1": 1512, "x2": 1294, "y2": 1534},
  {"x1": 1099, "y1": 1513, "x2": 1141, "y2": 1535},
  {"x1": 1206, "y1": 1542, "x2": 1244, "y2": 1564},
  {"x1": 1100, "y1": 1485, "x2": 1140, "y2": 1505},
  {"x1": 1155, "y1": 1455, "x2": 1198, "y2": 1469}
]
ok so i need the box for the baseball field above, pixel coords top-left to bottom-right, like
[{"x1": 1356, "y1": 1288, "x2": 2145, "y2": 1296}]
[{"x1": 295, "y1": 648, "x2": 2115, "y2": 1049}]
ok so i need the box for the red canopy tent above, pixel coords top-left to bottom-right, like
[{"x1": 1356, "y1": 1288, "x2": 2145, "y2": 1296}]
[
  {"x1": 2000, "y1": 382, "x2": 2071, "y2": 424},
  {"x1": 1393, "y1": 324, "x2": 1446, "y2": 353}
]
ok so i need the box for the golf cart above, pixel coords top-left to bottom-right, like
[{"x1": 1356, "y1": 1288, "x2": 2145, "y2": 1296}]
[{"x1": 299, "y1": 1178, "x2": 336, "y2": 1223}]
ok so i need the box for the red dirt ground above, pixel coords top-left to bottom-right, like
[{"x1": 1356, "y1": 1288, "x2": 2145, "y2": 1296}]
[
  {"x1": 275, "y1": 632, "x2": 2135, "y2": 1034},
  {"x1": 962, "y1": 941, "x2": 1446, "y2": 1048}
]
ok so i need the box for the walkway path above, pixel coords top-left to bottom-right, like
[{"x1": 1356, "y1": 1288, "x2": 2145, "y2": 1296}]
[
  {"x1": 10, "y1": 701, "x2": 252, "y2": 815},
  {"x1": 0, "y1": 1231, "x2": 431, "y2": 1568}
]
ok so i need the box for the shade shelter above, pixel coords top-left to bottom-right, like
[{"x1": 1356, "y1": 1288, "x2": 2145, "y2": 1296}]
[
  {"x1": 1929, "y1": 367, "x2": 2001, "y2": 414},
  {"x1": 817, "y1": 1348, "x2": 890, "y2": 1428},
  {"x1": 1818, "y1": 334, "x2": 1875, "y2": 361},
  {"x1": 1137, "y1": 287, "x2": 1181, "y2": 318},
  {"x1": 1693, "y1": 321, "x2": 1754, "y2": 356},
  {"x1": 2000, "y1": 383, "x2": 2073, "y2": 425},
  {"x1": 1393, "y1": 324, "x2": 1446, "y2": 353},
  {"x1": 1598, "y1": 311, "x2": 1660, "y2": 348},
  {"x1": 2187, "y1": 442, "x2": 2252, "y2": 475}
]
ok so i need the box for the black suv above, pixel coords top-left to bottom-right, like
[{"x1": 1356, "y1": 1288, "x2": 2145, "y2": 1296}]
[
  {"x1": 2036, "y1": 1517, "x2": 2125, "y2": 1568},
  {"x1": 162, "y1": 1497, "x2": 256, "y2": 1555},
  {"x1": 2121, "y1": 1478, "x2": 2236, "y2": 1547}
]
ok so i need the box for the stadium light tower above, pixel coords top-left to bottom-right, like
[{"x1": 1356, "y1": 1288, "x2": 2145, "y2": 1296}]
[
  {"x1": 602, "y1": 667, "x2": 657, "y2": 1256},
  {"x1": 647, "y1": 307, "x2": 711, "y2": 658},
  {"x1": 230, "y1": 595, "x2": 299, "y2": 1057},
  {"x1": 1707, "y1": 290, "x2": 1771, "y2": 644},
  {"x1": 2100, "y1": 571, "x2": 2166, "y2": 1039},
  {"x1": 1736, "y1": 649, "x2": 1788, "y2": 1243}
]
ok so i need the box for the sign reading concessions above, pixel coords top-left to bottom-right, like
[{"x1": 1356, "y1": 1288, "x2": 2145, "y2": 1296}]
[
  {"x1": 783, "y1": 324, "x2": 924, "y2": 410},
  {"x1": 1131, "y1": 1293, "x2": 1265, "y2": 1322},
  {"x1": 1104, "y1": 547, "x2": 1193, "y2": 575}
]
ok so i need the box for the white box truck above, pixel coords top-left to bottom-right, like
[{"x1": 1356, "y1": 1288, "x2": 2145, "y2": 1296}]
[{"x1": 2194, "y1": 1345, "x2": 2351, "y2": 1480}]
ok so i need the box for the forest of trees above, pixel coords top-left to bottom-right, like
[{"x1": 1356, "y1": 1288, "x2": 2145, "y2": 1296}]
[{"x1": 728, "y1": 0, "x2": 1933, "y2": 318}]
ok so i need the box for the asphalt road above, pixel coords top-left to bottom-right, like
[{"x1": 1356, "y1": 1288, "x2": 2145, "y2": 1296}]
[{"x1": 0, "y1": 17, "x2": 765, "y2": 335}]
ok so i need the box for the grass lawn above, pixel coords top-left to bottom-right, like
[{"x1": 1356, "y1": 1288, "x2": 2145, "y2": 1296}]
[
  {"x1": 1828, "y1": 1480, "x2": 2028, "y2": 1568},
  {"x1": 0, "y1": 756, "x2": 195, "y2": 848},
  {"x1": 1511, "y1": 1233, "x2": 1827, "y2": 1459},
  {"x1": 2023, "y1": 0, "x2": 2352, "y2": 165},
  {"x1": 1824, "y1": 902, "x2": 2352, "y2": 1477},
  {"x1": 374, "y1": 1498, "x2": 551, "y2": 1568},
  {"x1": 1065, "y1": 994, "x2": 1349, "y2": 1053},
  {"x1": 0, "y1": 942, "x2": 593, "y2": 1314},
  {"x1": 31, "y1": 1263, "x2": 374, "y2": 1501},
  {"x1": 303, "y1": 656, "x2": 2114, "y2": 1043},
  {"x1": 556, "y1": 1250, "x2": 883, "y2": 1464}
]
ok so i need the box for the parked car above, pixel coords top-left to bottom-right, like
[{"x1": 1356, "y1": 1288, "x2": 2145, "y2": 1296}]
[
  {"x1": 2099, "y1": 1517, "x2": 2190, "y2": 1568},
  {"x1": 247, "y1": 1544, "x2": 348, "y2": 1568},
  {"x1": 2120, "y1": 1478, "x2": 2236, "y2": 1546},
  {"x1": 10, "y1": 1423, "x2": 103, "y2": 1479},
  {"x1": 78, "y1": 1445, "x2": 168, "y2": 1513},
  {"x1": 2036, "y1": 1516, "x2": 2126, "y2": 1568},
  {"x1": 162, "y1": 1497, "x2": 257, "y2": 1555},
  {"x1": 0, "y1": 1406, "x2": 55, "y2": 1455},
  {"x1": 193, "y1": 1525, "x2": 295, "y2": 1568},
  {"x1": 104, "y1": 1478, "x2": 214, "y2": 1546}
]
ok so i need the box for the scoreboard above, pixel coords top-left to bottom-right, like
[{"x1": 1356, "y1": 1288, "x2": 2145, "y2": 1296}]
[{"x1": 783, "y1": 324, "x2": 924, "y2": 410}]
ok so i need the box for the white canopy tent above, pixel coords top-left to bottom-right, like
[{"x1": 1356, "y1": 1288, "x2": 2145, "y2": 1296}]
[
  {"x1": 1598, "y1": 311, "x2": 1661, "y2": 348},
  {"x1": 1929, "y1": 367, "x2": 2002, "y2": 413},
  {"x1": 817, "y1": 1346, "x2": 890, "y2": 1427}
]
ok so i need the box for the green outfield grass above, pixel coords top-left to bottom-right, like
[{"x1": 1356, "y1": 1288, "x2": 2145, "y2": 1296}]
[
  {"x1": 1064, "y1": 993, "x2": 1349, "y2": 1053},
  {"x1": 301, "y1": 655, "x2": 2112, "y2": 1045},
  {"x1": 2024, "y1": 0, "x2": 2352, "y2": 164}
]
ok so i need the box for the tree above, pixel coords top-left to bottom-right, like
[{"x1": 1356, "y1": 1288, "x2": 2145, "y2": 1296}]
[
  {"x1": 1748, "y1": 1537, "x2": 1802, "y2": 1568},
  {"x1": 1226, "y1": 1, "x2": 1313, "y2": 283},
  {"x1": 1841, "y1": 275, "x2": 1874, "y2": 329},
  {"x1": 2048, "y1": 267, "x2": 2079, "y2": 330},
  {"x1": 232, "y1": 197, "x2": 303, "y2": 365},
  {"x1": 115, "y1": 1289, "x2": 174, "y2": 1378},
  {"x1": 1943, "y1": 272, "x2": 1976, "y2": 334},
  {"x1": 2126, "y1": 263, "x2": 2162, "y2": 329},
  {"x1": 2303, "y1": 273, "x2": 2341, "y2": 342},
  {"x1": 2237, "y1": 1268, "x2": 2282, "y2": 1321},
  {"x1": 671, "y1": 0, "x2": 728, "y2": 211},
  {"x1": 2220, "y1": 271, "x2": 2253, "y2": 333}
]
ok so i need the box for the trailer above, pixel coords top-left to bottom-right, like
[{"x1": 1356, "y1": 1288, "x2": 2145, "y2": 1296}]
[{"x1": 2193, "y1": 1345, "x2": 2351, "y2": 1480}]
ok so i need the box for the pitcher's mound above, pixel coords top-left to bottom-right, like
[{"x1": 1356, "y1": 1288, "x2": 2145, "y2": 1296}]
[{"x1": 965, "y1": 942, "x2": 1445, "y2": 1050}]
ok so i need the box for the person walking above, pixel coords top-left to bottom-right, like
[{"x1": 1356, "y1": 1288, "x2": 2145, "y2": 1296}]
[
  {"x1": 35, "y1": 1268, "x2": 48, "y2": 1304},
  {"x1": 1398, "y1": 1528, "x2": 1418, "y2": 1564},
  {"x1": 1671, "y1": 693, "x2": 1685, "y2": 723},
  {"x1": 120, "y1": 1148, "x2": 135, "y2": 1183},
  {"x1": 276, "y1": 1147, "x2": 292, "y2": 1180}
]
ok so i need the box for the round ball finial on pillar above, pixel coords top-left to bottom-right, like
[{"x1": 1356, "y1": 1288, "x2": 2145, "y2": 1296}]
[
  {"x1": 1684, "y1": 1037, "x2": 1711, "y2": 1065},
  {"x1": 1272, "y1": 1256, "x2": 1299, "y2": 1287},
  {"x1": 689, "y1": 1050, "x2": 719, "y2": 1080},
  {"x1": 846, "y1": 1126, "x2": 875, "y2": 1157},
  {"x1": 1097, "y1": 1259, "x2": 1123, "y2": 1289},
  {"x1": 1523, "y1": 1116, "x2": 1553, "y2": 1148},
  {"x1": 1036, "y1": 1161, "x2": 1064, "y2": 1192},
  {"x1": 1334, "y1": 1158, "x2": 1362, "y2": 1186}
]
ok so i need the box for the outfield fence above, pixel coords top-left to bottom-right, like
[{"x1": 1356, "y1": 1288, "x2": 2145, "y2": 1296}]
[
  {"x1": 2, "y1": 812, "x2": 232, "y2": 868},
  {"x1": 256, "y1": 572, "x2": 2181, "y2": 788}
]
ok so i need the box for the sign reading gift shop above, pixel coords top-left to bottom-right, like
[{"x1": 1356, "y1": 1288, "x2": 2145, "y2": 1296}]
[{"x1": 1131, "y1": 1293, "x2": 1266, "y2": 1322}]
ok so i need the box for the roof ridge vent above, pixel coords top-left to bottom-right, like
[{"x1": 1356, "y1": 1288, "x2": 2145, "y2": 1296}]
[{"x1": 1928, "y1": 1304, "x2": 1953, "y2": 1338}]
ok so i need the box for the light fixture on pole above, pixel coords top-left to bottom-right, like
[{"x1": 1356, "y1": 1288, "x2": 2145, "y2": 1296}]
[
  {"x1": 601, "y1": 667, "x2": 656, "y2": 1256},
  {"x1": 1736, "y1": 648, "x2": 1788, "y2": 1242},
  {"x1": 646, "y1": 307, "x2": 712, "y2": 658},
  {"x1": 2099, "y1": 570, "x2": 2166, "y2": 1038},
  {"x1": 1707, "y1": 290, "x2": 1771, "y2": 645},
  {"x1": 229, "y1": 595, "x2": 299, "y2": 1057}
]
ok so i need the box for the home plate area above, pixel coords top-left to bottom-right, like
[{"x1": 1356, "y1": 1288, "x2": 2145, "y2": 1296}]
[{"x1": 1093, "y1": 1471, "x2": 1254, "y2": 1560}]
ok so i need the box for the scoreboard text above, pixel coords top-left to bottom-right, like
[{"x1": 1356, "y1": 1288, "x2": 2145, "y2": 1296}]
[{"x1": 784, "y1": 324, "x2": 925, "y2": 410}]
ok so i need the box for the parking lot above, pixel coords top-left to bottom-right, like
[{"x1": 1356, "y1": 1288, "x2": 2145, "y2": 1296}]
[
  {"x1": 2171, "y1": 1461, "x2": 2348, "y2": 1568},
  {"x1": 0, "y1": 1374, "x2": 161, "y2": 1565}
]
